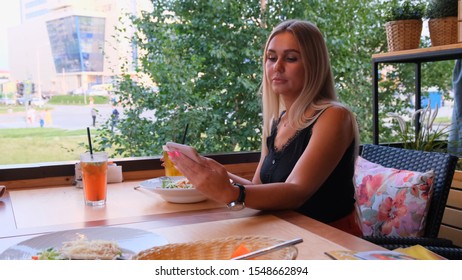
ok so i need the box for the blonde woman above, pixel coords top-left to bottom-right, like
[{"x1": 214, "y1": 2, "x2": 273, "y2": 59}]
[{"x1": 167, "y1": 20, "x2": 361, "y2": 236}]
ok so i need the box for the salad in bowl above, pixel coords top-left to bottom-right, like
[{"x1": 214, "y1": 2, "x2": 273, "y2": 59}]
[{"x1": 137, "y1": 176, "x2": 207, "y2": 203}]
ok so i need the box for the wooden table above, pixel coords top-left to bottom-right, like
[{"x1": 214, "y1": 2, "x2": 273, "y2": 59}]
[{"x1": 0, "y1": 179, "x2": 384, "y2": 259}]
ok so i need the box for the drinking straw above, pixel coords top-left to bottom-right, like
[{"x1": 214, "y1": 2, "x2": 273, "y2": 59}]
[
  {"x1": 181, "y1": 123, "x2": 189, "y2": 144},
  {"x1": 87, "y1": 127, "x2": 93, "y2": 157}
]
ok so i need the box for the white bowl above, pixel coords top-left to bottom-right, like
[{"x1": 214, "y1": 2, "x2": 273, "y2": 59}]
[{"x1": 138, "y1": 176, "x2": 207, "y2": 204}]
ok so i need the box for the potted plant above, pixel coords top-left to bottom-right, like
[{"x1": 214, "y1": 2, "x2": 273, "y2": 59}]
[
  {"x1": 384, "y1": 0, "x2": 426, "y2": 52},
  {"x1": 426, "y1": 0, "x2": 458, "y2": 46},
  {"x1": 386, "y1": 102, "x2": 450, "y2": 152}
]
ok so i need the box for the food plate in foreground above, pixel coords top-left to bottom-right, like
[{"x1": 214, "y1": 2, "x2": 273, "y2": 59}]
[
  {"x1": 0, "y1": 227, "x2": 168, "y2": 260},
  {"x1": 137, "y1": 176, "x2": 207, "y2": 203}
]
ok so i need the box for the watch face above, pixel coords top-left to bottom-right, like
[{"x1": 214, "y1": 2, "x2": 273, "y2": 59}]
[{"x1": 227, "y1": 201, "x2": 245, "y2": 211}]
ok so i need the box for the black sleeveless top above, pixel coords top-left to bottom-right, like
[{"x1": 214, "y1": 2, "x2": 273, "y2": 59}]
[{"x1": 260, "y1": 111, "x2": 356, "y2": 223}]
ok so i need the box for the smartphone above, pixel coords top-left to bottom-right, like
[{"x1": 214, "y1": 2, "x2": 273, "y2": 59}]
[{"x1": 165, "y1": 142, "x2": 202, "y2": 163}]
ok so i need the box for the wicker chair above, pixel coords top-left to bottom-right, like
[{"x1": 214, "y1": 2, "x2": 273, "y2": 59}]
[{"x1": 359, "y1": 144, "x2": 462, "y2": 259}]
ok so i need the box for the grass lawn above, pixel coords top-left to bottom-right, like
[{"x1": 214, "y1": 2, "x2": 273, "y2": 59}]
[
  {"x1": 0, "y1": 106, "x2": 25, "y2": 114},
  {"x1": 0, "y1": 95, "x2": 113, "y2": 165},
  {"x1": 0, "y1": 128, "x2": 90, "y2": 165},
  {"x1": 435, "y1": 116, "x2": 451, "y2": 124},
  {"x1": 48, "y1": 95, "x2": 109, "y2": 105}
]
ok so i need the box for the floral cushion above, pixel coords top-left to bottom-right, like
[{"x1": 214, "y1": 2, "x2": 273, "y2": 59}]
[{"x1": 354, "y1": 156, "x2": 435, "y2": 237}]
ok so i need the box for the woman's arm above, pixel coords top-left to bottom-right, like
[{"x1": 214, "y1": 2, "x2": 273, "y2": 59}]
[
  {"x1": 227, "y1": 173, "x2": 253, "y2": 185},
  {"x1": 168, "y1": 106, "x2": 355, "y2": 209}
]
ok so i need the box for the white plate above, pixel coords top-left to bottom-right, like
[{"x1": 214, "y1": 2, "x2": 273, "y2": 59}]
[
  {"x1": 137, "y1": 176, "x2": 207, "y2": 204},
  {"x1": 0, "y1": 227, "x2": 168, "y2": 260}
]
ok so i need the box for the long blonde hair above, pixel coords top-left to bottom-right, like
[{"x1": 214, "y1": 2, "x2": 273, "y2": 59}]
[{"x1": 260, "y1": 20, "x2": 358, "y2": 156}]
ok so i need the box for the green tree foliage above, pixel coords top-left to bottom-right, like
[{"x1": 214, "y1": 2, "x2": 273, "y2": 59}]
[
  {"x1": 98, "y1": 0, "x2": 267, "y2": 156},
  {"x1": 97, "y1": 0, "x2": 455, "y2": 157}
]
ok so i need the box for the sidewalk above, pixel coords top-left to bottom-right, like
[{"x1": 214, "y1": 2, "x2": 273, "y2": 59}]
[{"x1": 0, "y1": 104, "x2": 120, "y2": 130}]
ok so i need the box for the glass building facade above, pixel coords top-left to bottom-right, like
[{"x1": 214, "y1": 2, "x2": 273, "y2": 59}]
[{"x1": 46, "y1": 16, "x2": 105, "y2": 73}]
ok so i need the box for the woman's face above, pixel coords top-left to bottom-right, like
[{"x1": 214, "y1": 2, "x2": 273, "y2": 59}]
[{"x1": 265, "y1": 31, "x2": 305, "y2": 98}]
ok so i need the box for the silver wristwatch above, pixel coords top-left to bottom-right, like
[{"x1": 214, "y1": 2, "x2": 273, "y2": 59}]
[{"x1": 227, "y1": 183, "x2": 246, "y2": 211}]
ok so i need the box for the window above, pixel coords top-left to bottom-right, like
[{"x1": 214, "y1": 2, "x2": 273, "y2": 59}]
[{"x1": 0, "y1": 0, "x2": 152, "y2": 166}]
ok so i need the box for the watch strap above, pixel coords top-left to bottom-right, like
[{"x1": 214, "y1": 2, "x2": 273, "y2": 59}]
[
  {"x1": 227, "y1": 183, "x2": 246, "y2": 210},
  {"x1": 232, "y1": 183, "x2": 246, "y2": 203}
]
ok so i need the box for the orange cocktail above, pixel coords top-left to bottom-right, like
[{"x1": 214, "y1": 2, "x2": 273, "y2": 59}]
[
  {"x1": 80, "y1": 152, "x2": 108, "y2": 206},
  {"x1": 163, "y1": 146, "x2": 183, "y2": 176}
]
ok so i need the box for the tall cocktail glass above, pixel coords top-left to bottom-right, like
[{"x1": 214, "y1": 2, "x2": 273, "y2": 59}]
[
  {"x1": 162, "y1": 146, "x2": 183, "y2": 176},
  {"x1": 80, "y1": 152, "x2": 108, "y2": 206}
]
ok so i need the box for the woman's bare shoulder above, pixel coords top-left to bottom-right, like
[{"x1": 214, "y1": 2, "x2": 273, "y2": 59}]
[
  {"x1": 320, "y1": 104, "x2": 353, "y2": 121},
  {"x1": 313, "y1": 104, "x2": 356, "y2": 140}
]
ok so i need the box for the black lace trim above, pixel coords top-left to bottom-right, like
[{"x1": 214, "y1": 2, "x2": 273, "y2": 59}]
[
  {"x1": 274, "y1": 127, "x2": 302, "y2": 152},
  {"x1": 272, "y1": 108, "x2": 326, "y2": 153},
  {"x1": 273, "y1": 111, "x2": 303, "y2": 152}
]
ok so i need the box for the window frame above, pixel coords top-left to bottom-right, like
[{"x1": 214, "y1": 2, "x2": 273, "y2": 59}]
[{"x1": 0, "y1": 151, "x2": 261, "y2": 188}]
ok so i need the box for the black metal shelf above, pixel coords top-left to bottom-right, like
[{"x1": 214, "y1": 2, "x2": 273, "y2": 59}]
[{"x1": 372, "y1": 43, "x2": 462, "y2": 144}]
